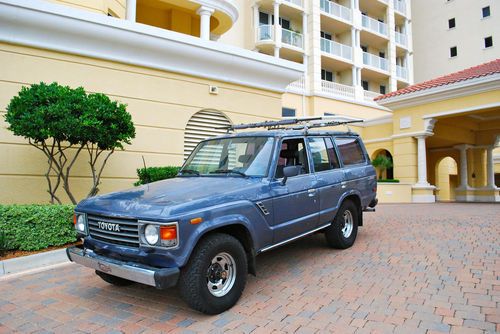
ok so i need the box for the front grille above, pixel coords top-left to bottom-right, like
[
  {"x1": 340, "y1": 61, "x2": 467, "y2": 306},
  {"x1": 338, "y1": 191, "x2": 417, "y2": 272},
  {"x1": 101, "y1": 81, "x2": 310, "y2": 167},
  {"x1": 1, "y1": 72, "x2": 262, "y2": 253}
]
[{"x1": 87, "y1": 214, "x2": 140, "y2": 247}]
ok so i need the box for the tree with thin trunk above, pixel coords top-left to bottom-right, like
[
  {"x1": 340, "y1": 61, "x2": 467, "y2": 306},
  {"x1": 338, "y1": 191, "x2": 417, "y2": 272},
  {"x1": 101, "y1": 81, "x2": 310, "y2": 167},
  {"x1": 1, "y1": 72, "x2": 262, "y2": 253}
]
[
  {"x1": 371, "y1": 154, "x2": 393, "y2": 180},
  {"x1": 5, "y1": 82, "x2": 135, "y2": 204}
]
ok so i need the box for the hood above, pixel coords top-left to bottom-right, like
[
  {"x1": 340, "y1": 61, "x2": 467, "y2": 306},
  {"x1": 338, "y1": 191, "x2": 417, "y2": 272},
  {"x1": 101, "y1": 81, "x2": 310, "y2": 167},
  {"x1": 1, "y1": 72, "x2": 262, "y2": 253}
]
[{"x1": 77, "y1": 176, "x2": 269, "y2": 218}]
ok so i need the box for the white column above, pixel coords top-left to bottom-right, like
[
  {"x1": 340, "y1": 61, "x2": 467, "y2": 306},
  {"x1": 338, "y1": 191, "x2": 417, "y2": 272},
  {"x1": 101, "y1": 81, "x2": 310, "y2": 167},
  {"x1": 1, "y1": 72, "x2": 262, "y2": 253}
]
[
  {"x1": 273, "y1": 1, "x2": 281, "y2": 57},
  {"x1": 302, "y1": 11, "x2": 307, "y2": 49},
  {"x1": 197, "y1": 6, "x2": 215, "y2": 40},
  {"x1": 456, "y1": 145, "x2": 469, "y2": 189},
  {"x1": 415, "y1": 135, "x2": 430, "y2": 186},
  {"x1": 253, "y1": 5, "x2": 260, "y2": 44},
  {"x1": 486, "y1": 147, "x2": 495, "y2": 188},
  {"x1": 126, "y1": 0, "x2": 136, "y2": 21}
]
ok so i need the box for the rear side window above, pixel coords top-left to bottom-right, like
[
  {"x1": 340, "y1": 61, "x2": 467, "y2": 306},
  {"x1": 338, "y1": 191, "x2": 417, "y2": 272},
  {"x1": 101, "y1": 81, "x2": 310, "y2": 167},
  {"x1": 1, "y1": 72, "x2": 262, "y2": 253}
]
[
  {"x1": 334, "y1": 137, "x2": 365, "y2": 166},
  {"x1": 308, "y1": 137, "x2": 340, "y2": 172}
]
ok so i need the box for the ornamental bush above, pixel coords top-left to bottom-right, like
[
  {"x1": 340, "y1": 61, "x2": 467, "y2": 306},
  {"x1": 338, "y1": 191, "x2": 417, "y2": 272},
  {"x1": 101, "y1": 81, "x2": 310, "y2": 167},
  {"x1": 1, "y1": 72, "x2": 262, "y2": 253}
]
[
  {"x1": 0, "y1": 204, "x2": 76, "y2": 251},
  {"x1": 135, "y1": 166, "x2": 181, "y2": 186}
]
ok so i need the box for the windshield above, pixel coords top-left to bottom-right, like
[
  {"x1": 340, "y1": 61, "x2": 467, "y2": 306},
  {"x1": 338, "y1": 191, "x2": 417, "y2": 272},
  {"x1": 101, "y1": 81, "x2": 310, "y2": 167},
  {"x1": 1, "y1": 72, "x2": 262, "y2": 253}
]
[{"x1": 182, "y1": 136, "x2": 275, "y2": 177}]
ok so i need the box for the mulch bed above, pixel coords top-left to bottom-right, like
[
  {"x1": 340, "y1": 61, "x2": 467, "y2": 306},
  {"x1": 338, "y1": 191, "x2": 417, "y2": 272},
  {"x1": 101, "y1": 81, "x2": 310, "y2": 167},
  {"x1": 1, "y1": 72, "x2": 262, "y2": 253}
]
[{"x1": 0, "y1": 240, "x2": 82, "y2": 261}]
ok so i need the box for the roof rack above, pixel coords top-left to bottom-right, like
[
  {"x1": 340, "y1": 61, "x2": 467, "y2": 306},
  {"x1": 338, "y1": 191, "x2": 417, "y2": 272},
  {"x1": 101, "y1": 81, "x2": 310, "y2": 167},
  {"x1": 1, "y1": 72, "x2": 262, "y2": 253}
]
[{"x1": 221, "y1": 117, "x2": 363, "y2": 133}]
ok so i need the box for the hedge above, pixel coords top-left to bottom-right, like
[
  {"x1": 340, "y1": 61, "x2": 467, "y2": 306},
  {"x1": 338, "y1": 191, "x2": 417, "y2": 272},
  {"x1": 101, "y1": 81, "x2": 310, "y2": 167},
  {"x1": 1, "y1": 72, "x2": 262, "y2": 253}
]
[
  {"x1": 134, "y1": 166, "x2": 181, "y2": 186},
  {"x1": 0, "y1": 204, "x2": 76, "y2": 251},
  {"x1": 377, "y1": 179, "x2": 400, "y2": 183}
]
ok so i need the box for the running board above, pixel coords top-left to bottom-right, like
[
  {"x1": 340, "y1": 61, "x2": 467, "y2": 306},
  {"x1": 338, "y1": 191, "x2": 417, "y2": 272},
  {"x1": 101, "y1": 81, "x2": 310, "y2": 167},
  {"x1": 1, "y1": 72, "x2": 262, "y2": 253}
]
[{"x1": 258, "y1": 224, "x2": 331, "y2": 253}]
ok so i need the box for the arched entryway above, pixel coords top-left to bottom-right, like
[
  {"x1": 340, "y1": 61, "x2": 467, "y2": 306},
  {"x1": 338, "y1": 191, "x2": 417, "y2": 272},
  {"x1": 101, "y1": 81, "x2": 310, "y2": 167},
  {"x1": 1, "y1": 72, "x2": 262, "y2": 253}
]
[
  {"x1": 371, "y1": 149, "x2": 394, "y2": 180},
  {"x1": 435, "y1": 156, "x2": 458, "y2": 202},
  {"x1": 183, "y1": 109, "x2": 232, "y2": 160}
]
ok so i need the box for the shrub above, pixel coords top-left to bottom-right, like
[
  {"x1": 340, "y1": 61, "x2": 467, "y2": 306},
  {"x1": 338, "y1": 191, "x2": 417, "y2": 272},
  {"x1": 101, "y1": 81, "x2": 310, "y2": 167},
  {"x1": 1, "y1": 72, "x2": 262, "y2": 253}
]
[
  {"x1": 0, "y1": 204, "x2": 76, "y2": 251},
  {"x1": 135, "y1": 166, "x2": 181, "y2": 186},
  {"x1": 0, "y1": 230, "x2": 6, "y2": 257},
  {"x1": 377, "y1": 179, "x2": 400, "y2": 183},
  {"x1": 372, "y1": 155, "x2": 393, "y2": 179}
]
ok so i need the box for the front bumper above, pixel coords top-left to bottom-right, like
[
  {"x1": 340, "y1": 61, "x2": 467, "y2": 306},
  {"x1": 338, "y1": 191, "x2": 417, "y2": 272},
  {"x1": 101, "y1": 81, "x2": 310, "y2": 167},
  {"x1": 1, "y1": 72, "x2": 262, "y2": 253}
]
[{"x1": 66, "y1": 245, "x2": 180, "y2": 289}]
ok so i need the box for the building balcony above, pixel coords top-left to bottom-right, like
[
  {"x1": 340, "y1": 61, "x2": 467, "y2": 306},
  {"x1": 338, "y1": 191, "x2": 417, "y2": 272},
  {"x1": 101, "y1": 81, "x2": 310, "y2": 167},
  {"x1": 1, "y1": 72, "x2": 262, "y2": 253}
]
[
  {"x1": 361, "y1": 14, "x2": 388, "y2": 37},
  {"x1": 320, "y1": 38, "x2": 353, "y2": 62},
  {"x1": 321, "y1": 80, "x2": 356, "y2": 100},
  {"x1": 393, "y1": 0, "x2": 407, "y2": 16},
  {"x1": 395, "y1": 31, "x2": 407, "y2": 48},
  {"x1": 282, "y1": 28, "x2": 303, "y2": 49},
  {"x1": 320, "y1": 0, "x2": 352, "y2": 23},
  {"x1": 364, "y1": 90, "x2": 381, "y2": 103},
  {"x1": 257, "y1": 24, "x2": 273, "y2": 41},
  {"x1": 396, "y1": 65, "x2": 408, "y2": 81},
  {"x1": 363, "y1": 52, "x2": 388, "y2": 72},
  {"x1": 286, "y1": 76, "x2": 306, "y2": 94},
  {"x1": 282, "y1": 0, "x2": 303, "y2": 9}
]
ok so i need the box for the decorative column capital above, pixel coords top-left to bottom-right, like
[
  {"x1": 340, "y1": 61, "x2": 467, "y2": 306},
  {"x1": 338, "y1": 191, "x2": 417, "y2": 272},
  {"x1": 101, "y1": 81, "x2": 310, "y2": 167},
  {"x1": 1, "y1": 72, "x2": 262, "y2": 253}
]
[
  {"x1": 423, "y1": 118, "x2": 437, "y2": 134},
  {"x1": 197, "y1": 6, "x2": 215, "y2": 16}
]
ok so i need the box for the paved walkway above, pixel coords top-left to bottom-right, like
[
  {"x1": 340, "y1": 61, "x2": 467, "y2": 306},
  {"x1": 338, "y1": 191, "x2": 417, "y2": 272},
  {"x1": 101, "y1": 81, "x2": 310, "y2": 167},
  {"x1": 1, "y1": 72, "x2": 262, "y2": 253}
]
[{"x1": 0, "y1": 203, "x2": 499, "y2": 334}]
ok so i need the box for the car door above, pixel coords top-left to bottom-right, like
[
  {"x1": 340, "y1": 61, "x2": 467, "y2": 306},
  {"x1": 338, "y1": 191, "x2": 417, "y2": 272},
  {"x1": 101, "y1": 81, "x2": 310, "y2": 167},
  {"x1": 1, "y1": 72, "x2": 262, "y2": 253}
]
[
  {"x1": 307, "y1": 136, "x2": 345, "y2": 225},
  {"x1": 269, "y1": 137, "x2": 319, "y2": 243},
  {"x1": 334, "y1": 136, "x2": 370, "y2": 199}
]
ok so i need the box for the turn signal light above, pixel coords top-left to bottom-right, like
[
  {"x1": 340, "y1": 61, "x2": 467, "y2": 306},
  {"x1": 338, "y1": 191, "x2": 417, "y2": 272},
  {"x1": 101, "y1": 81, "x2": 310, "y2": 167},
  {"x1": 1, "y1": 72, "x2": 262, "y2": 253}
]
[
  {"x1": 160, "y1": 226, "x2": 177, "y2": 240},
  {"x1": 190, "y1": 217, "x2": 203, "y2": 225},
  {"x1": 73, "y1": 214, "x2": 77, "y2": 225}
]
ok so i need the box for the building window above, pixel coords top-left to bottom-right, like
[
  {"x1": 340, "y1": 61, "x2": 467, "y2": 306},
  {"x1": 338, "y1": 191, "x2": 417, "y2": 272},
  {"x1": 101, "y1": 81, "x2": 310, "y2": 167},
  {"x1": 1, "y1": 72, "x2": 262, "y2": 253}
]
[
  {"x1": 362, "y1": 80, "x2": 369, "y2": 90},
  {"x1": 448, "y1": 18, "x2": 455, "y2": 29},
  {"x1": 282, "y1": 107, "x2": 296, "y2": 117},
  {"x1": 482, "y1": 6, "x2": 490, "y2": 18},
  {"x1": 361, "y1": 45, "x2": 368, "y2": 52},
  {"x1": 280, "y1": 18, "x2": 291, "y2": 30},
  {"x1": 379, "y1": 52, "x2": 385, "y2": 58},
  {"x1": 321, "y1": 31, "x2": 332, "y2": 40},
  {"x1": 450, "y1": 46, "x2": 457, "y2": 57},
  {"x1": 259, "y1": 12, "x2": 269, "y2": 25},
  {"x1": 484, "y1": 36, "x2": 493, "y2": 48},
  {"x1": 380, "y1": 85, "x2": 386, "y2": 94},
  {"x1": 321, "y1": 69, "x2": 334, "y2": 82}
]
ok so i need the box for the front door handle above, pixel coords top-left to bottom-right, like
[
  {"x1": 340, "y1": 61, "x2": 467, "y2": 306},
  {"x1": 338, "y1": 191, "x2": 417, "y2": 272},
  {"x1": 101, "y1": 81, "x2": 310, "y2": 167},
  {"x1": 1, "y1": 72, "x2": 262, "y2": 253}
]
[{"x1": 308, "y1": 189, "x2": 316, "y2": 197}]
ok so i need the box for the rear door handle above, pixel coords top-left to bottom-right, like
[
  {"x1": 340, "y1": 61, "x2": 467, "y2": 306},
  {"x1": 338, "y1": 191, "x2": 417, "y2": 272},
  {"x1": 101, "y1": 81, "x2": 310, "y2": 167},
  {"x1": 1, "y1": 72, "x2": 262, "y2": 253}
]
[
  {"x1": 341, "y1": 181, "x2": 347, "y2": 189},
  {"x1": 308, "y1": 189, "x2": 316, "y2": 197}
]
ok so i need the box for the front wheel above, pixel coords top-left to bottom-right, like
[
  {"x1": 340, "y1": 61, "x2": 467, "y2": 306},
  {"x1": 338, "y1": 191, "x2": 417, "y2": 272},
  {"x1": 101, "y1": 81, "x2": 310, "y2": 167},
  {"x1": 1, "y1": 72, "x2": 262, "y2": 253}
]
[
  {"x1": 178, "y1": 233, "x2": 247, "y2": 314},
  {"x1": 325, "y1": 200, "x2": 359, "y2": 249}
]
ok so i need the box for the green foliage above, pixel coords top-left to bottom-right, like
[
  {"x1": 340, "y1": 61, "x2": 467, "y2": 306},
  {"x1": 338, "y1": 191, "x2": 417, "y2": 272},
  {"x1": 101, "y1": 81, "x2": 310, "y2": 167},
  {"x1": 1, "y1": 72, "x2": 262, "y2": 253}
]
[
  {"x1": 0, "y1": 230, "x2": 6, "y2": 256},
  {"x1": 135, "y1": 166, "x2": 181, "y2": 186},
  {"x1": 377, "y1": 179, "x2": 400, "y2": 183},
  {"x1": 0, "y1": 204, "x2": 76, "y2": 251},
  {"x1": 372, "y1": 155, "x2": 393, "y2": 179},
  {"x1": 5, "y1": 82, "x2": 136, "y2": 204}
]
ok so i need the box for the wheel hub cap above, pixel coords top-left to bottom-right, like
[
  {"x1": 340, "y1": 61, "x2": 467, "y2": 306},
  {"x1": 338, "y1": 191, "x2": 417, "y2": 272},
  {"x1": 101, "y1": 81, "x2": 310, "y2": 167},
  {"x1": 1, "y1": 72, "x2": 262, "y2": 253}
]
[
  {"x1": 341, "y1": 210, "x2": 354, "y2": 238},
  {"x1": 206, "y1": 252, "x2": 236, "y2": 297}
]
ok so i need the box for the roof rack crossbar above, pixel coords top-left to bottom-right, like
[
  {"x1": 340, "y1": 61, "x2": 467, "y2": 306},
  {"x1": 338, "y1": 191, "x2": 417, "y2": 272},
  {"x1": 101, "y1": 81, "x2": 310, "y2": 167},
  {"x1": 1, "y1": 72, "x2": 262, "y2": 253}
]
[{"x1": 220, "y1": 117, "x2": 323, "y2": 131}]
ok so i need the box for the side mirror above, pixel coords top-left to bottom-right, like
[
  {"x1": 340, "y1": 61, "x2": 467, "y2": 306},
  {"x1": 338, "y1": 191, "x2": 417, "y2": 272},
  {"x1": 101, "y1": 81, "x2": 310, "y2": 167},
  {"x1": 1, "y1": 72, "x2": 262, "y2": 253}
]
[{"x1": 282, "y1": 166, "x2": 301, "y2": 185}]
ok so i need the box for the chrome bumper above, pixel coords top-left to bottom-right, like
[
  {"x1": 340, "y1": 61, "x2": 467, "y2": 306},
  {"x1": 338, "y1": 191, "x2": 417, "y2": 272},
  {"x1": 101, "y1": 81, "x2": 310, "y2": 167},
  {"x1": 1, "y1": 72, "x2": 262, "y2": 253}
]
[{"x1": 66, "y1": 246, "x2": 179, "y2": 289}]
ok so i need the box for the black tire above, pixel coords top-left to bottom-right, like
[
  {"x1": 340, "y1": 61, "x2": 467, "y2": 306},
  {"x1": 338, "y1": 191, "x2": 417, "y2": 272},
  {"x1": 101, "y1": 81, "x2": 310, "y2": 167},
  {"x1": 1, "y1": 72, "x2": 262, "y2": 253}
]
[
  {"x1": 178, "y1": 233, "x2": 247, "y2": 315},
  {"x1": 95, "y1": 270, "x2": 135, "y2": 286},
  {"x1": 325, "y1": 200, "x2": 359, "y2": 249}
]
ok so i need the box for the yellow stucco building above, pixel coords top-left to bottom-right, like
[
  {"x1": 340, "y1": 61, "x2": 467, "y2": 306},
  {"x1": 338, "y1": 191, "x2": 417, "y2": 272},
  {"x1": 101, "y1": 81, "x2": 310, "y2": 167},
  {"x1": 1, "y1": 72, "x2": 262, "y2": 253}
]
[{"x1": 0, "y1": 0, "x2": 498, "y2": 204}]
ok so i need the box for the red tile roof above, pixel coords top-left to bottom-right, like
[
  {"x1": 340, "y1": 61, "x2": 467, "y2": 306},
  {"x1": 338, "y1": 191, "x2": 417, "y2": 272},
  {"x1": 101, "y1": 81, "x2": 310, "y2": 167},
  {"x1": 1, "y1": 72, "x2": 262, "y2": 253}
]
[{"x1": 375, "y1": 58, "x2": 500, "y2": 102}]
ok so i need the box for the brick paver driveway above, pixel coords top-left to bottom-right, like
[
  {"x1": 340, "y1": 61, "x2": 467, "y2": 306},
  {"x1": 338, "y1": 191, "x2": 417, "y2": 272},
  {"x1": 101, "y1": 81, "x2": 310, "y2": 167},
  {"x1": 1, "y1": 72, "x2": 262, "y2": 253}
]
[{"x1": 0, "y1": 203, "x2": 499, "y2": 334}]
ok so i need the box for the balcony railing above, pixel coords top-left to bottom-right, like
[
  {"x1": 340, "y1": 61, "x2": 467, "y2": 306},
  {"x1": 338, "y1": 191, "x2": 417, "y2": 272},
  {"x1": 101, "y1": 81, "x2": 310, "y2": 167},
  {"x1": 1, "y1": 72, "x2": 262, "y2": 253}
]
[
  {"x1": 364, "y1": 90, "x2": 381, "y2": 102},
  {"x1": 321, "y1": 81, "x2": 355, "y2": 99},
  {"x1": 320, "y1": 38, "x2": 353, "y2": 61},
  {"x1": 257, "y1": 25, "x2": 273, "y2": 41},
  {"x1": 394, "y1": 0, "x2": 406, "y2": 15},
  {"x1": 395, "y1": 31, "x2": 407, "y2": 47},
  {"x1": 361, "y1": 14, "x2": 388, "y2": 36},
  {"x1": 363, "y1": 52, "x2": 389, "y2": 71},
  {"x1": 283, "y1": 0, "x2": 303, "y2": 7},
  {"x1": 320, "y1": 0, "x2": 352, "y2": 22},
  {"x1": 396, "y1": 65, "x2": 408, "y2": 80},
  {"x1": 287, "y1": 76, "x2": 306, "y2": 93},
  {"x1": 282, "y1": 28, "x2": 303, "y2": 48}
]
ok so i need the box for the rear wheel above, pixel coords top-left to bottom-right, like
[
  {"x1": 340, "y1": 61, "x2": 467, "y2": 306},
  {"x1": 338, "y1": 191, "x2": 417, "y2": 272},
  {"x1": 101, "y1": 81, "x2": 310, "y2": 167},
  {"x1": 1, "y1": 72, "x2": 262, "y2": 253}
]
[
  {"x1": 95, "y1": 270, "x2": 135, "y2": 286},
  {"x1": 178, "y1": 233, "x2": 247, "y2": 314},
  {"x1": 325, "y1": 200, "x2": 359, "y2": 249}
]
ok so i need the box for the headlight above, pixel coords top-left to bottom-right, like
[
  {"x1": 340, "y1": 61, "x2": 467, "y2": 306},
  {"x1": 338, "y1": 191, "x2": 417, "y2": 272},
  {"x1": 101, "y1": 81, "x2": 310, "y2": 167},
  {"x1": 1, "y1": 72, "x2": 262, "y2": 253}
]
[
  {"x1": 144, "y1": 224, "x2": 159, "y2": 245},
  {"x1": 75, "y1": 214, "x2": 86, "y2": 233}
]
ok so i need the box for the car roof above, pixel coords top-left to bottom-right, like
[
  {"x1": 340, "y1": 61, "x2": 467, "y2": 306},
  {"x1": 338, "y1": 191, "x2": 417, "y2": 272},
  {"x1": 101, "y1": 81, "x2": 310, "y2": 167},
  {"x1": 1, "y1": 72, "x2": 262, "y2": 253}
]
[{"x1": 213, "y1": 129, "x2": 360, "y2": 139}]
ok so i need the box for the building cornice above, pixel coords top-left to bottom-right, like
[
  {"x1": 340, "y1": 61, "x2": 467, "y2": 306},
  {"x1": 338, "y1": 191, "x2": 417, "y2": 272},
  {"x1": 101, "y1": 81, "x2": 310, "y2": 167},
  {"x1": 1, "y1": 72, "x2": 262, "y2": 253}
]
[
  {"x1": 377, "y1": 74, "x2": 500, "y2": 109},
  {"x1": 0, "y1": 0, "x2": 303, "y2": 93}
]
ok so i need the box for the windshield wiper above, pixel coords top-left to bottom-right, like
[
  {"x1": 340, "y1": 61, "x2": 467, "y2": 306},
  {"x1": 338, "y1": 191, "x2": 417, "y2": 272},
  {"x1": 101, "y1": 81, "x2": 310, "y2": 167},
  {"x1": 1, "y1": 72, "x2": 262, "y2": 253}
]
[
  {"x1": 210, "y1": 169, "x2": 247, "y2": 177},
  {"x1": 179, "y1": 169, "x2": 200, "y2": 176}
]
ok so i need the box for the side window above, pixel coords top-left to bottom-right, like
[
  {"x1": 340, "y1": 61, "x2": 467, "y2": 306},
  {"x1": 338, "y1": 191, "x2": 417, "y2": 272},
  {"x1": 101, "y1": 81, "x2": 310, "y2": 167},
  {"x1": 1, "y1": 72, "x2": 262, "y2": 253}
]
[
  {"x1": 334, "y1": 137, "x2": 366, "y2": 166},
  {"x1": 308, "y1": 137, "x2": 341, "y2": 172},
  {"x1": 275, "y1": 138, "x2": 309, "y2": 178}
]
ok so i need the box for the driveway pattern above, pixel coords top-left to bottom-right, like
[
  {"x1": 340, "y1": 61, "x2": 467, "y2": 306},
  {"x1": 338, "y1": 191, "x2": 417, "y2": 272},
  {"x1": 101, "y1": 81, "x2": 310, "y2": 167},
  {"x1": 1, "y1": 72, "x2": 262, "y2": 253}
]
[{"x1": 0, "y1": 203, "x2": 499, "y2": 334}]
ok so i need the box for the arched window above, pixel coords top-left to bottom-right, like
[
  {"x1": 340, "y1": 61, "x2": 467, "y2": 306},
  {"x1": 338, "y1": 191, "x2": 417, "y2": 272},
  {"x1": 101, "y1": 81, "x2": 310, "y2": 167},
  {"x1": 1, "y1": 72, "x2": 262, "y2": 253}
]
[{"x1": 184, "y1": 110, "x2": 232, "y2": 160}]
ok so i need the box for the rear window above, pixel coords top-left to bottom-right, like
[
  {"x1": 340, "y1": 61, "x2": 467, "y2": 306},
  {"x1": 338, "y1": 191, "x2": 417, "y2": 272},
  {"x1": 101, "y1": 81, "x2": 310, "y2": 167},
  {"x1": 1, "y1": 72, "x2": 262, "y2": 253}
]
[{"x1": 334, "y1": 137, "x2": 365, "y2": 166}]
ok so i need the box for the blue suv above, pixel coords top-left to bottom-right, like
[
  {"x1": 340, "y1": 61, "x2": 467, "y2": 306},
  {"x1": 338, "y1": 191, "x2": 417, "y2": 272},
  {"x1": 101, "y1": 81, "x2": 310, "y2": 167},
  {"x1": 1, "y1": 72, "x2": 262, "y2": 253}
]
[{"x1": 67, "y1": 119, "x2": 378, "y2": 314}]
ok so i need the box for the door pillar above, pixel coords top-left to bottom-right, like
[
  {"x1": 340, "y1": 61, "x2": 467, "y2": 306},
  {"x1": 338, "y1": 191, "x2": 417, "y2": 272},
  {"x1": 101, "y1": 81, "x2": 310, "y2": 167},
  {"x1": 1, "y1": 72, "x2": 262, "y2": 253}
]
[
  {"x1": 126, "y1": 0, "x2": 136, "y2": 21},
  {"x1": 197, "y1": 6, "x2": 215, "y2": 40}
]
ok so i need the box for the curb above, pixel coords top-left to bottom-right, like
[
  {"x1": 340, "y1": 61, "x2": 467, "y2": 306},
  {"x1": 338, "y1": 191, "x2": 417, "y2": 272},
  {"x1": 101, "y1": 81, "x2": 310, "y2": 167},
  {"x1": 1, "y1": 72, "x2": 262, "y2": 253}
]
[{"x1": 0, "y1": 248, "x2": 70, "y2": 277}]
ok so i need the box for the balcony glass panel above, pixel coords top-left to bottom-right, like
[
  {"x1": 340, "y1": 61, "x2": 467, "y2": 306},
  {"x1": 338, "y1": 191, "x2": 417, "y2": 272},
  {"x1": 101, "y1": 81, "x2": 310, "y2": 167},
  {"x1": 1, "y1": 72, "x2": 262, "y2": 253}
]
[
  {"x1": 321, "y1": 80, "x2": 355, "y2": 99},
  {"x1": 258, "y1": 25, "x2": 273, "y2": 41},
  {"x1": 283, "y1": 0, "x2": 303, "y2": 7},
  {"x1": 320, "y1": 38, "x2": 352, "y2": 61},
  {"x1": 395, "y1": 31, "x2": 407, "y2": 47},
  {"x1": 320, "y1": 0, "x2": 352, "y2": 22},
  {"x1": 363, "y1": 52, "x2": 388, "y2": 71},
  {"x1": 394, "y1": 0, "x2": 406, "y2": 15},
  {"x1": 282, "y1": 28, "x2": 303, "y2": 48},
  {"x1": 361, "y1": 14, "x2": 388, "y2": 36},
  {"x1": 396, "y1": 65, "x2": 408, "y2": 80}
]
